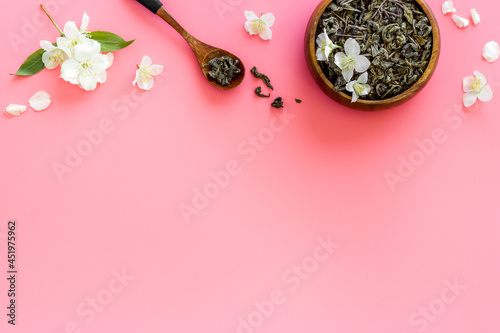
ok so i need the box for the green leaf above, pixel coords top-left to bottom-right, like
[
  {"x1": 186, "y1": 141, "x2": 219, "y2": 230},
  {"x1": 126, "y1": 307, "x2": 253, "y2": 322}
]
[
  {"x1": 11, "y1": 48, "x2": 46, "y2": 76},
  {"x1": 89, "y1": 31, "x2": 135, "y2": 52}
]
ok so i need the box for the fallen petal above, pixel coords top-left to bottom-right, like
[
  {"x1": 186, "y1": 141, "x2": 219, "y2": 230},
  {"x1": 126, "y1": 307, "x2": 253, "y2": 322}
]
[
  {"x1": 4, "y1": 104, "x2": 27, "y2": 117},
  {"x1": 442, "y1": 1, "x2": 456, "y2": 14},
  {"x1": 29, "y1": 91, "x2": 51, "y2": 111},
  {"x1": 471, "y1": 9, "x2": 480, "y2": 25},
  {"x1": 452, "y1": 15, "x2": 469, "y2": 28},
  {"x1": 483, "y1": 41, "x2": 500, "y2": 63}
]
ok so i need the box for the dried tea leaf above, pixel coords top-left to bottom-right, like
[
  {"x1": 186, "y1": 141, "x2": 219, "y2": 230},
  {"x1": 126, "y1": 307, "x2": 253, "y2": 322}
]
[
  {"x1": 271, "y1": 97, "x2": 284, "y2": 108},
  {"x1": 250, "y1": 66, "x2": 273, "y2": 90},
  {"x1": 403, "y1": 5, "x2": 414, "y2": 24},
  {"x1": 254, "y1": 87, "x2": 270, "y2": 98},
  {"x1": 206, "y1": 56, "x2": 241, "y2": 86},
  {"x1": 295, "y1": 99, "x2": 302, "y2": 103}
]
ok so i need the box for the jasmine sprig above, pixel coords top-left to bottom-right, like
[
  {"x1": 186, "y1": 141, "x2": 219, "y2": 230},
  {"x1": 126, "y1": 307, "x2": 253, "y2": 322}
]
[{"x1": 11, "y1": 4, "x2": 135, "y2": 84}]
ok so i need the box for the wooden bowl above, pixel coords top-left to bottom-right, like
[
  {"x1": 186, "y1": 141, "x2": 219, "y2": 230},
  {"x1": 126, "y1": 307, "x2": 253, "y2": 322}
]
[{"x1": 304, "y1": 0, "x2": 441, "y2": 111}]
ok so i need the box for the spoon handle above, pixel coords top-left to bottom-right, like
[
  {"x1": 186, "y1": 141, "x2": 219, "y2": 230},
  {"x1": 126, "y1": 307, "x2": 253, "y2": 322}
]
[
  {"x1": 135, "y1": 0, "x2": 194, "y2": 42},
  {"x1": 135, "y1": 0, "x2": 163, "y2": 14}
]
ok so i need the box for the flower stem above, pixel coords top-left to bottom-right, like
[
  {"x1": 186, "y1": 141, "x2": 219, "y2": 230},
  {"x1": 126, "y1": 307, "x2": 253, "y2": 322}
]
[{"x1": 40, "y1": 3, "x2": 64, "y2": 36}]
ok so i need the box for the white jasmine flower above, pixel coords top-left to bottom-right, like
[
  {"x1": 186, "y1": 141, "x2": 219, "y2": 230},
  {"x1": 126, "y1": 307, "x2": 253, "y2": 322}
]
[
  {"x1": 346, "y1": 72, "x2": 371, "y2": 103},
  {"x1": 29, "y1": 91, "x2": 51, "y2": 111},
  {"x1": 470, "y1": 9, "x2": 480, "y2": 25},
  {"x1": 133, "y1": 55, "x2": 164, "y2": 91},
  {"x1": 316, "y1": 29, "x2": 340, "y2": 61},
  {"x1": 334, "y1": 38, "x2": 370, "y2": 82},
  {"x1": 463, "y1": 71, "x2": 493, "y2": 107},
  {"x1": 452, "y1": 15, "x2": 469, "y2": 28},
  {"x1": 40, "y1": 39, "x2": 70, "y2": 69},
  {"x1": 60, "y1": 39, "x2": 110, "y2": 91},
  {"x1": 244, "y1": 11, "x2": 275, "y2": 40},
  {"x1": 58, "y1": 16, "x2": 90, "y2": 56},
  {"x1": 442, "y1": 1, "x2": 456, "y2": 14},
  {"x1": 4, "y1": 104, "x2": 26, "y2": 118},
  {"x1": 483, "y1": 41, "x2": 499, "y2": 63}
]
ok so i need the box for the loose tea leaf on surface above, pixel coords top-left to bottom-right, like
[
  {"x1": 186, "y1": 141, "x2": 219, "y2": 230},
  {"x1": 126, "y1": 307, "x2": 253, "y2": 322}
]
[
  {"x1": 251, "y1": 66, "x2": 274, "y2": 90},
  {"x1": 295, "y1": 99, "x2": 302, "y2": 103},
  {"x1": 206, "y1": 56, "x2": 241, "y2": 86},
  {"x1": 255, "y1": 87, "x2": 271, "y2": 98},
  {"x1": 271, "y1": 97, "x2": 284, "y2": 108},
  {"x1": 317, "y1": 0, "x2": 433, "y2": 101}
]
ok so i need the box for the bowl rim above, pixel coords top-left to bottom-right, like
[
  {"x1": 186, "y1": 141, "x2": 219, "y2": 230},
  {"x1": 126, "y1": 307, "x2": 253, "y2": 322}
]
[{"x1": 305, "y1": 0, "x2": 441, "y2": 110}]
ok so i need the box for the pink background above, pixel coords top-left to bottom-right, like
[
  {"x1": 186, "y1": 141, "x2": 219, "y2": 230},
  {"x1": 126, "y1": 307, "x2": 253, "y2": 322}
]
[{"x1": 1, "y1": 0, "x2": 499, "y2": 332}]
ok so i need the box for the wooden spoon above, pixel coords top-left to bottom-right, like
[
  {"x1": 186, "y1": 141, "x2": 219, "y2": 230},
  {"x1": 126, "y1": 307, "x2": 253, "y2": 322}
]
[{"x1": 135, "y1": 0, "x2": 245, "y2": 90}]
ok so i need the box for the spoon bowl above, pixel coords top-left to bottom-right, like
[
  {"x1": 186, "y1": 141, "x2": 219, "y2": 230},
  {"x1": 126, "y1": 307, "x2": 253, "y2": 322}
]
[
  {"x1": 136, "y1": 0, "x2": 245, "y2": 90},
  {"x1": 199, "y1": 47, "x2": 246, "y2": 91}
]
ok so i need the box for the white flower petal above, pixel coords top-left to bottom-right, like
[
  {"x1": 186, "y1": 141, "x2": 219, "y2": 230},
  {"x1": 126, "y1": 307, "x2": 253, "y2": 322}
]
[
  {"x1": 140, "y1": 55, "x2": 152, "y2": 67},
  {"x1": 463, "y1": 92, "x2": 478, "y2": 107},
  {"x1": 346, "y1": 81, "x2": 355, "y2": 92},
  {"x1": 4, "y1": 104, "x2": 26, "y2": 117},
  {"x1": 73, "y1": 43, "x2": 93, "y2": 62},
  {"x1": 463, "y1": 76, "x2": 474, "y2": 92},
  {"x1": 244, "y1": 11, "x2": 259, "y2": 21},
  {"x1": 79, "y1": 69, "x2": 98, "y2": 91},
  {"x1": 29, "y1": 91, "x2": 51, "y2": 111},
  {"x1": 354, "y1": 55, "x2": 370, "y2": 73},
  {"x1": 358, "y1": 72, "x2": 369, "y2": 84},
  {"x1": 244, "y1": 21, "x2": 255, "y2": 34},
  {"x1": 342, "y1": 68, "x2": 354, "y2": 82},
  {"x1": 90, "y1": 54, "x2": 111, "y2": 74},
  {"x1": 132, "y1": 69, "x2": 141, "y2": 87},
  {"x1": 259, "y1": 26, "x2": 272, "y2": 40},
  {"x1": 334, "y1": 52, "x2": 346, "y2": 68},
  {"x1": 60, "y1": 59, "x2": 80, "y2": 81},
  {"x1": 360, "y1": 84, "x2": 371, "y2": 96},
  {"x1": 106, "y1": 53, "x2": 114, "y2": 69},
  {"x1": 80, "y1": 12, "x2": 89, "y2": 32},
  {"x1": 63, "y1": 21, "x2": 80, "y2": 40},
  {"x1": 452, "y1": 15, "x2": 469, "y2": 28},
  {"x1": 351, "y1": 91, "x2": 359, "y2": 103},
  {"x1": 98, "y1": 71, "x2": 107, "y2": 84},
  {"x1": 260, "y1": 13, "x2": 275, "y2": 28},
  {"x1": 478, "y1": 85, "x2": 493, "y2": 102},
  {"x1": 344, "y1": 38, "x2": 360, "y2": 56},
  {"x1": 442, "y1": 1, "x2": 456, "y2": 14},
  {"x1": 42, "y1": 52, "x2": 58, "y2": 70},
  {"x1": 471, "y1": 9, "x2": 480, "y2": 25},
  {"x1": 40, "y1": 40, "x2": 55, "y2": 52},
  {"x1": 474, "y1": 71, "x2": 487, "y2": 88},
  {"x1": 150, "y1": 64, "x2": 163, "y2": 76},
  {"x1": 483, "y1": 41, "x2": 500, "y2": 63},
  {"x1": 138, "y1": 75, "x2": 154, "y2": 91},
  {"x1": 316, "y1": 48, "x2": 327, "y2": 61}
]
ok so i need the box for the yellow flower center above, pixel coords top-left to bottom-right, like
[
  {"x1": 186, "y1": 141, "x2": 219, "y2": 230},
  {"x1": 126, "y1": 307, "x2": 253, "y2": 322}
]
[
  {"x1": 340, "y1": 55, "x2": 356, "y2": 70},
  {"x1": 140, "y1": 66, "x2": 153, "y2": 83},
  {"x1": 354, "y1": 83, "x2": 366, "y2": 95},
  {"x1": 471, "y1": 77, "x2": 482, "y2": 93},
  {"x1": 252, "y1": 19, "x2": 266, "y2": 34}
]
